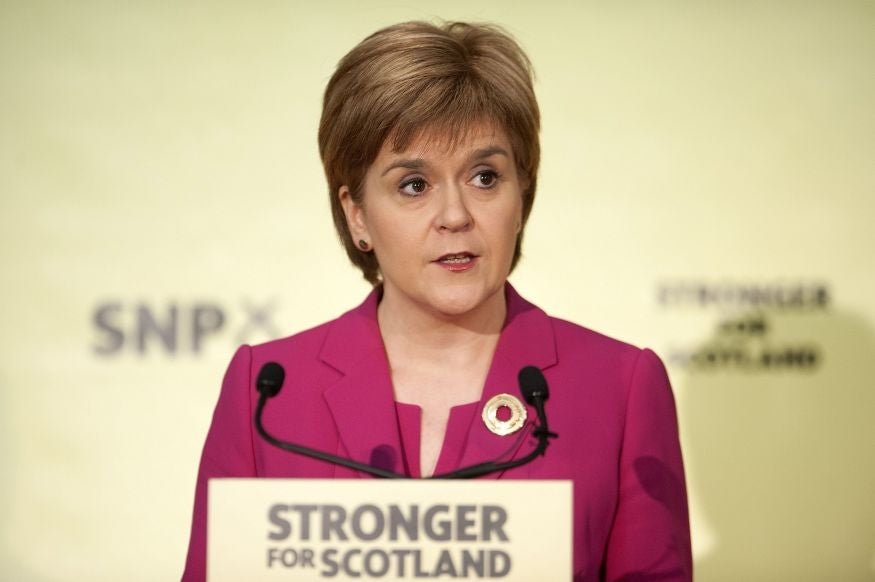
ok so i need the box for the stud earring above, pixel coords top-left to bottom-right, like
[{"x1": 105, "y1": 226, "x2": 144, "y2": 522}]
[{"x1": 357, "y1": 239, "x2": 370, "y2": 251}]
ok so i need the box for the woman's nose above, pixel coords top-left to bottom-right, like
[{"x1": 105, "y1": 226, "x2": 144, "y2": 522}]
[{"x1": 436, "y1": 185, "x2": 473, "y2": 232}]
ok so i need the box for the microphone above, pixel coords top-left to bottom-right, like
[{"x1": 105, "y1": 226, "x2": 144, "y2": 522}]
[
  {"x1": 256, "y1": 362, "x2": 284, "y2": 397},
  {"x1": 253, "y1": 362, "x2": 557, "y2": 479},
  {"x1": 518, "y1": 366, "x2": 558, "y2": 442},
  {"x1": 519, "y1": 365, "x2": 548, "y2": 404}
]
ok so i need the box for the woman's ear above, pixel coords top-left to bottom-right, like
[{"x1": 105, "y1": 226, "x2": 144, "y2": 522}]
[{"x1": 339, "y1": 185, "x2": 370, "y2": 245}]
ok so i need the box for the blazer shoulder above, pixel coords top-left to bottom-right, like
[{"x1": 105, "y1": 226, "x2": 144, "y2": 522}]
[
  {"x1": 549, "y1": 316, "x2": 642, "y2": 359},
  {"x1": 248, "y1": 318, "x2": 335, "y2": 364},
  {"x1": 547, "y1": 315, "x2": 670, "y2": 385}
]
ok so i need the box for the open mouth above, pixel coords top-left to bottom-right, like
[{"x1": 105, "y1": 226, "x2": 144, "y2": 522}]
[{"x1": 436, "y1": 252, "x2": 477, "y2": 265}]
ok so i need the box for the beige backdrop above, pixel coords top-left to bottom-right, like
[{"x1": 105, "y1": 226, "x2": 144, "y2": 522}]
[{"x1": 1, "y1": 1, "x2": 873, "y2": 580}]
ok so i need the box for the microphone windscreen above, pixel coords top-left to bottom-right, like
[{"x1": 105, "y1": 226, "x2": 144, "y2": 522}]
[
  {"x1": 518, "y1": 366, "x2": 549, "y2": 405},
  {"x1": 256, "y1": 362, "x2": 285, "y2": 398}
]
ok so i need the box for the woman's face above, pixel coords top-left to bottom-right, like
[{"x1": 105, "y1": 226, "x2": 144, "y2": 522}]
[{"x1": 341, "y1": 123, "x2": 525, "y2": 319}]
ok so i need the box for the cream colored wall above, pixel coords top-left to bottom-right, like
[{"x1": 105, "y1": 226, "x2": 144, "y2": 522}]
[{"x1": 1, "y1": 1, "x2": 872, "y2": 580}]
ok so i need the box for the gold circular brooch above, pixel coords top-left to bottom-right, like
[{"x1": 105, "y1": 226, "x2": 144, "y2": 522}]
[{"x1": 481, "y1": 393, "x2": 527, "y2": 436}]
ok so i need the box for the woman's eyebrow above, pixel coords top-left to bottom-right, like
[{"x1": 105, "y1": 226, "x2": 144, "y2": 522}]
[
  {"x1": 381, "y1": 158, "x2": 426, "y2": 176},
  {"x1": 468, "y1": 146, "x2": 510, "y2": 162}
]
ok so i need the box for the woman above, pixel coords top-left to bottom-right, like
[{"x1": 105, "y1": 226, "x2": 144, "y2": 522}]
[{"x1": 183, "y1": 21, "x2": 692, "y2": 581}]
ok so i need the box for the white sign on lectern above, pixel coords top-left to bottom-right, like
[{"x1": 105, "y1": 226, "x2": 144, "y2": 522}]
[{"x1": 208, "y1": 479, "x2": 572, "y2": 581}]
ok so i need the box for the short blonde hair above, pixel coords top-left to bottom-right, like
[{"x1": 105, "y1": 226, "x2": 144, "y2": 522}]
[{"x1": 319, "y1": 21, "x2": 540, "y2": 285}]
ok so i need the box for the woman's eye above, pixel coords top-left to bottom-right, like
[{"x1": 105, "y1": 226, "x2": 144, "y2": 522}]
[
  {"x1": 399, "y1": 178, "x2": 428, "y2": 196},
  {"x1": 472, "y1": 170, "x2": 498, "y2": 188}
]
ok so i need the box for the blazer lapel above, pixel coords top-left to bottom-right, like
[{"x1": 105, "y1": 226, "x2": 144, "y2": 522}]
[
  {"x1": 455, "y1": 284, "x2": 558, "y2": 479},
  {"x1": 320, "y1": 290, "x2": 405, "y2": 477}
]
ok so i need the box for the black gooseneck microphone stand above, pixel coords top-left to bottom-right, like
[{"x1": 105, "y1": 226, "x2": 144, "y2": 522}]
[{"x1": 253, "y1": 362, "x2": 557, "y2": 479}]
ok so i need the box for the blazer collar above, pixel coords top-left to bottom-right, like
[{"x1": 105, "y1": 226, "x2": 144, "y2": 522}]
[{"x1": 320, "y1": 283, "x2": 558, "y2": 478}]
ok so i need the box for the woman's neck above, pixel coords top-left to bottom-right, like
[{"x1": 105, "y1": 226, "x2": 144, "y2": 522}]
[{"x1": 376, "y1": 286, "x2": 507, "y2": 367}]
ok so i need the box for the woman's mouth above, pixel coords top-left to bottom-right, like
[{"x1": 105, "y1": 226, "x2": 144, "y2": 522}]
[{"x1": 435, "y1": 253, "x2": 478, "y2": 271}]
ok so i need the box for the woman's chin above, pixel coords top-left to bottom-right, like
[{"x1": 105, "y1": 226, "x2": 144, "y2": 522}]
[
  {"x1": 421, "y1": 282, "x2": 505, "y2": 320},
  {"x1": 381, "y1": 269, "x2": 507, "y2": 321}
]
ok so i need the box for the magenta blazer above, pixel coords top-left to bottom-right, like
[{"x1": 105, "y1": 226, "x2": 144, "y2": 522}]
[{"x1": 182, "y1": 285, "x2": 692, "y2": 581}]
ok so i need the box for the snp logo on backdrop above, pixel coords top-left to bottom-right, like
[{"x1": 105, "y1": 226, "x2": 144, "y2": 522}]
[
  {"x1": 658, "y1": 281, "x2": 828, "y2": 372},
  {"x1": 91, "y1": 299, "x2": 281, "y2": 357}
]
